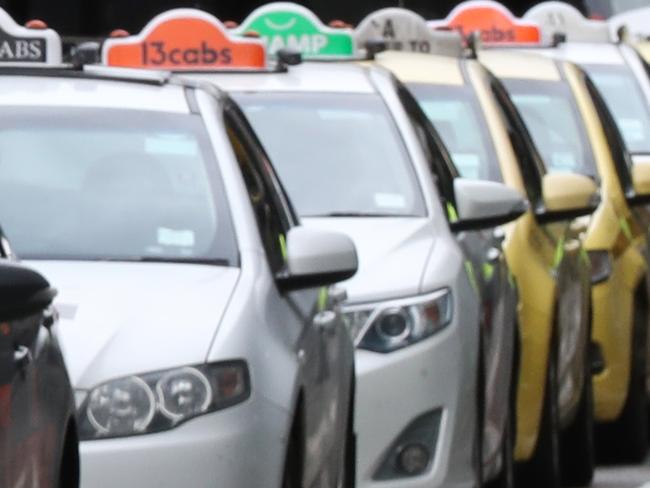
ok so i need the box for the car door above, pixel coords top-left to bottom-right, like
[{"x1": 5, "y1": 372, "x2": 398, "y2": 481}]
[{"x1": 223, "y1": 101, "x2": 351, "y2": 487}]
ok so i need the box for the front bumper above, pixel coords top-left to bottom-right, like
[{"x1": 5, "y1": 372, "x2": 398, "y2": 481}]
[
  {"x1": 355, "y1": 320, "x2": 478, "y2": 488},
  {"x1": 80, "y1": 395, "x2": 290, "y2": 488}
]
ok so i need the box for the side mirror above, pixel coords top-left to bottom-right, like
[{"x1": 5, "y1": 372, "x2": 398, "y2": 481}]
[
  {"x1": 0, "y1": 262, "x2": 56, "y2": 320},
  {"x1": 630, "y1": 154, "x2": 650, "y2": 205},
  {"x1": 536, "y1": 173, "x2": 600, "y2": 223},
  {"x1": 277, "y1": 226, "x2": 358, "y2": 292},
  {"x1": 450, "y1": 178, "x2": 527, "y2": 232}
]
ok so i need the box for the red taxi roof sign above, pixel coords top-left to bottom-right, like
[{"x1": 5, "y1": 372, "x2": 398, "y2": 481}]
[
  {"x1": 0, "y1": 8, "x2": 61, "y2": 64},
  {"x1": 102, "y1": 9, "x2": 267, "y2": 70},
  {"x1": 355, "y1": 8, "x2": 464, "y2": 57},
  {"x1": 524, "y1": 2, "x2": 611, "y2": 44},
  {"x1": 427, "y1": 1, "x2": 542, "y2": 46}
]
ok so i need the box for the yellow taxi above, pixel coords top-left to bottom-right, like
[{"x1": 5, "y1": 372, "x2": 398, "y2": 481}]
[
  {"x1": 359, "y1": 6, "x2": 599, "y2": 487},
  {"x1": 428, "y1": 0, "x2": 650, "y2": 469}
]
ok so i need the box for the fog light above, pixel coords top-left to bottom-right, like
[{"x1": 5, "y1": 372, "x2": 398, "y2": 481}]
[{"x1": 397, "y1": 443, "x2": 430, "y2": 475}]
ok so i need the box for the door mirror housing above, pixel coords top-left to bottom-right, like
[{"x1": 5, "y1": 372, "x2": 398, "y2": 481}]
[
  {"x1": 0, "y1": 262, "x2": 56, "y2": 320},
  {"x1": 629, "y1": 154, "x2": 650, "y2": 205},
  {"x1": 450, "y1": 178, "x2": 527, "y2": 232},
  {"x1": 277, "y1": 226, "x2": 358, "y2": 292},
  {"x1": 536, "y1": 173, "x2": 600, "y2": 223}
]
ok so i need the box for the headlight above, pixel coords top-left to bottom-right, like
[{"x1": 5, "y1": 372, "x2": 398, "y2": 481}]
[
  {"x1": 588, "y1": 250, "x2": 612, "y2": 285},
  {"x1": 78, "y1": 360, "x2": 249, "y2": 440},
  {"x1": 344, "y1": 289, "x2": 452, "y2": 353}
]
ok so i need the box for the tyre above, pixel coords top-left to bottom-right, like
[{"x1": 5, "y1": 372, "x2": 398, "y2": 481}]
[
  {"x1": 596, "y1": 287, "x2": 648, "y2": 464},
  {"x1": 282, "y1": 415, "x2": 304, "y2": 488},
  {"x1": 516, "y1": 334, "x2": 561, "y2": 488},
  {"x1": 560, "y1": 337, "x2": 595, "y2": 486}
]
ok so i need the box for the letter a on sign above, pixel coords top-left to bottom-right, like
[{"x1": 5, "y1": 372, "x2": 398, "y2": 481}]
[
  {"x1": 102, "y1": 9, "x2": 267, "y2": 70},
  {"x1": 427, "y1": 0, "x2": 541, "y2": 46}
]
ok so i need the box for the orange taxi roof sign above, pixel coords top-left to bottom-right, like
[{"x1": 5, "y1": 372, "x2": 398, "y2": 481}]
[
  {"x1": 102, "y1": 9, "x2": 267, "y2": 70},
  {"x1": 428, "y1": 1, "x2": 541, "y2": 46}
]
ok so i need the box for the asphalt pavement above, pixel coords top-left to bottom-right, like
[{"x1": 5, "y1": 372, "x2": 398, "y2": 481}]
[{"x1": 591, "y1": 459, "x2": 650, "y2": 488}]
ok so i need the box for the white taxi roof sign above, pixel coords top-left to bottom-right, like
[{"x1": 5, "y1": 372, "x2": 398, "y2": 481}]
[
  {"x1": 427, "y1": 1, "x2": 542, "y2": 46},
  {"x1": 102, "y1": 9, "x2": 267, "y2": 70},
  {"x1": 355, "y1": 8, "x2": 464, "y2": 57},
  {"x1": 609, "y1": 7, "x2": 650, "y2": 42},
  {"x1": 235, "y1": 3, "x2": 355, "y2": 58},
  {"x1": 524, "y1": 2, "x2": 611, "y2": 44},
  {"x1": 0, "y1": 8, "x2": 61, "y2": 65}
]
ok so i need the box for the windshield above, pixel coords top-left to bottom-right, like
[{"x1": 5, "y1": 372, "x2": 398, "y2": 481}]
[
  {"x1": 584, "y1": 64, "x2": 650, "y2": 154},
  {"x1": 0, "y1": 107, "x2": 236, "y2": 264},
  {"x1": 503, "y1": 79, "x2": 598, "y2": 179},
  {"x1": 408, "y1": 83, "x2": 503, "y2": 183},
  {"x1": 233, "y1": 92, "x2": 425, "y2": 218}
]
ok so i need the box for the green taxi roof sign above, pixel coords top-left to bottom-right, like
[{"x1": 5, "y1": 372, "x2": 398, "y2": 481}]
[
  {"x1": 355, "y1": 8, "x2": 464, "y2": 57},
  {"x1": 235, "y1": 2, "x2": 355, "y2": 58},
  {"x1": 0, "y1": 8, "x2": 61, "y2": 65}
]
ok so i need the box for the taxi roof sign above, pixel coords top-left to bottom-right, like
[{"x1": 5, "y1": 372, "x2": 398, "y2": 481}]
[
  {"x1": 524, "y1": 2, "x2": 611, "y2": 44},
  {"x1": 235, "y1": 2, "x2": 355, "y2": 58},
  {"x1": 0, "y1": 8, "x2": 61, "y2": 64},
  {"x1": 355, "y1": 8, "x2": 464, "y2": 57},
  {"x1": 427, "y1": 1, "x2": 541, "y2": 46},
  {"x1": 102, "y1": 9, "x2": 267, "y2": 70},
  {"x1": 609, "y1": 7, "x2": 650, "y2": 42}
]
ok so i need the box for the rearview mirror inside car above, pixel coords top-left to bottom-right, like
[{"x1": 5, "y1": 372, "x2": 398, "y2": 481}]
[
  {"x1": 536, "y1": 173, "x2": 600, "y2": 223},
  {"x1": 0, "y1": 263, "x2": 56, "y2": 321},
  {"x1": 276, "y1": 226, "x2": 358, "y2": 292},
  {"x1": 450, "y1": 178, "x2": 527, "y2": 232}
]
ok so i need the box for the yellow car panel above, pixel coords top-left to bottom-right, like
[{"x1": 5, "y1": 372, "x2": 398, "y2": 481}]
[{"x1": 563, "y1": 61, "x2": 648, "y2": 420}]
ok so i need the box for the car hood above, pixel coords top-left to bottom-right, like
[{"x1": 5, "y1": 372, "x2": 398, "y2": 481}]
[
  {"x1": 302, "y1": 218, "x2": 436, "y2": 303},
  {"x1": 24, "y1": 260, "x2": 240, "y2": 389}
]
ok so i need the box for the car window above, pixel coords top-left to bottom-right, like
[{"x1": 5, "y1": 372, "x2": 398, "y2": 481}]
[
  {"x1": 503, "y1": 79, "x2": 598, "y2": 180},
  {"x1": 583, "y1": 64, "x2": 650, "y2": 155},
  {"x1": 234, "y1": 92, "x2": 426, "y2": 218},
  {"x1": 408, "y1": 83, "x2": 503, "y2": 183},
  {"x1": 0, "y1": 107, "x2": 237, "y2": 264},
  {"x1": 224, "y1": 104, "x2": 292, "y2": 273}
]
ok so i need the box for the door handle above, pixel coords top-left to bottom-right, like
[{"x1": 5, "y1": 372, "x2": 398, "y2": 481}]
[
  {"x1": 564, "y1": 239, "x2": 581, "y2": 253},
  {"x1": 493, "y1": 227, "x2": 506, "y2": 244},
  {"x1": 13, "y1": 346, "x2": 32, "y2": 369},
  {"x1": 486, "y1": 247, "x2": 501, "y2": 263}
]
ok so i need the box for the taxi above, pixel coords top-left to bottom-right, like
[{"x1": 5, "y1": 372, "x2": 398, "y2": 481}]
[
  {"x1": 0, "y1": 10, "x2": 360, "y2": 488},
  {"x1": 364, "y1": 6, "x2": 599, "y2": 487},
  {"x1": 110, "y1": 7, "x2": 529, "y2": 488},
  {"x1": 435, "y1": 0, "x2": 650, "y2": 468}
]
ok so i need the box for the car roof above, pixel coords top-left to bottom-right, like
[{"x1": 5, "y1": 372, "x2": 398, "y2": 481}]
[
  {"x1": 479, "y1": 49, "x2": 562, "y2": 81},
  {"x1": 0, "y1": 69, "x2": 190, "y2": 113},
  {"x1": 186, "y1": 62, "x2": 376, "y2": 94},
  {"x1": 372, "y1": 51, "x2": 464, "y2": 86}
]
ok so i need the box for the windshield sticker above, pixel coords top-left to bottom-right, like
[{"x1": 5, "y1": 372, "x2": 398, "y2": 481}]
[
  {"x1": 102, "y1": 9, "x2": 266, "y2": 70},
  {"x1": 524, "y1": 3, "x2": 610, "y2": 44},
  {"x1": 236, "y1": 3, "x2": 355, "y2": 58},
  {"x1": 427, "y1": 1, "x2": 541, "y2": 46},
  {"x1": 157, "y1": 228, "x2": 196, "y2": 247},
  {"x1": 0, "y1": 8, "x2": 61, "y2": 64},
  {"x1": 355, "y1": 8, "x2": 463, "y2": 56},
  {"x1": 374, "y1": 193, "x2": 407, "y2": 208},
  {"x1": 551, "y1": 152, "x2": 577, "y2": 170}
]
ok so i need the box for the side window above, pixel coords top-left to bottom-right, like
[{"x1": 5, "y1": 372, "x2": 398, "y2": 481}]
[
  {"x1": 396, "y1": 82, "x2": 458, "y2": 216},
  {"x1": 489, "y1": 76, "x2": 544, "y2": 209},
  {"x1": 583, "y1": 72, "x2": 634, "y2": 196},
  {"x1": 224, "y1": 106, "x2": 292, "y2": 273}
]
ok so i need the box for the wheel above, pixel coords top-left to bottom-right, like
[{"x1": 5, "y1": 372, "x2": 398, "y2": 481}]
[
  {"x1": 340, "y1": 379, "x2": 356, "y2": 488},
  {"x1": 516, "y1": 334, "x2": 561, "y2": 488},
  {"x1": 560, "y1": 336, "x2": 595, "y2": 486},
  {"x1": 282, "y1": 416, "x2": 303, "y2": 488},
  {"x1": 596, "y1": 288, "x2": 649, "y2": 464}
]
